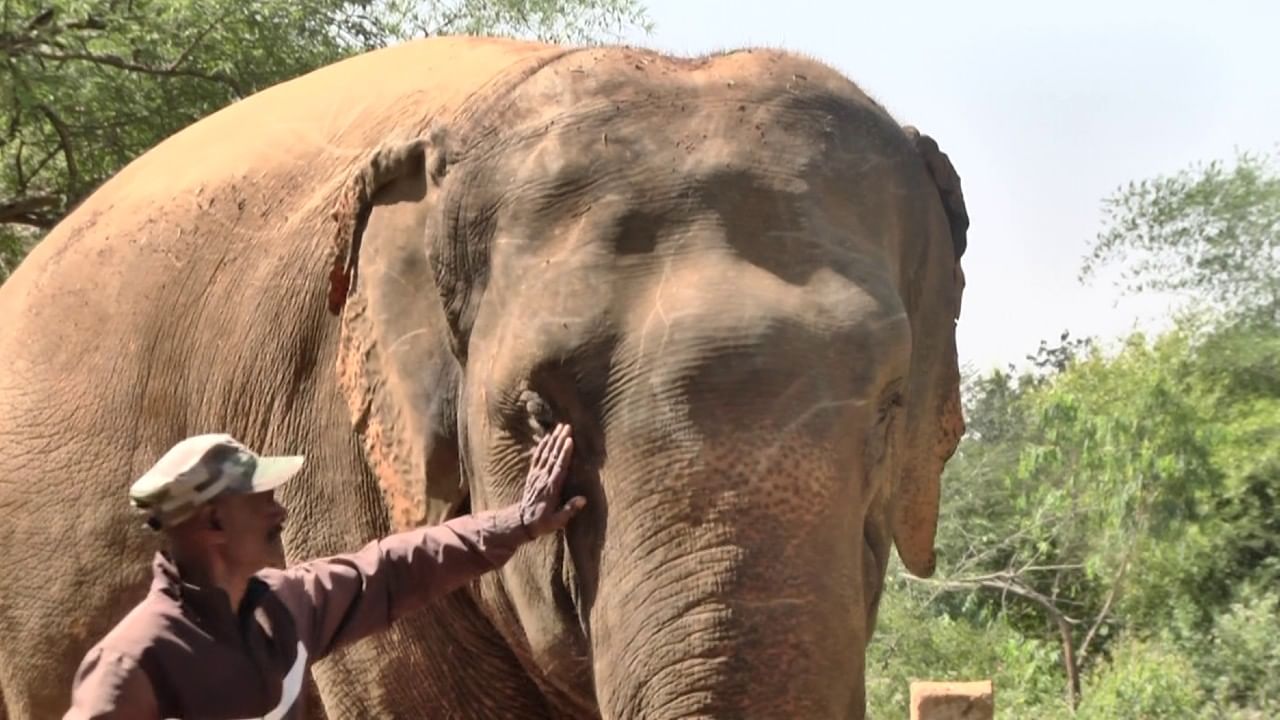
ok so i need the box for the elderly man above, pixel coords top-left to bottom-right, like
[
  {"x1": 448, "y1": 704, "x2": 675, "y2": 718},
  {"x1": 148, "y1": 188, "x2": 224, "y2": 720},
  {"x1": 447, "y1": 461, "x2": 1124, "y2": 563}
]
[{"x1": 64, "y1": 424, "x2": 584, "y2": 719}]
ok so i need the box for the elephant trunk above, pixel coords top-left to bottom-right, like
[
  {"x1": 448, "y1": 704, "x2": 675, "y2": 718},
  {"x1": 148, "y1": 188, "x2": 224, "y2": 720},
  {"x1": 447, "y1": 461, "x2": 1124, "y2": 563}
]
[{"x1": 586, "y1": 423, "x2": 876, "y2": 719}]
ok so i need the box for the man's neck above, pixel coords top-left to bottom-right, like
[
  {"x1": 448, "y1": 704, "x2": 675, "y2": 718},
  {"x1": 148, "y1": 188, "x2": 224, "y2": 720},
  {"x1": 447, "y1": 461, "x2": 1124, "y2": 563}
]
[{"x1": 171, "y1": 550, "x2": 252, "y2": 613}]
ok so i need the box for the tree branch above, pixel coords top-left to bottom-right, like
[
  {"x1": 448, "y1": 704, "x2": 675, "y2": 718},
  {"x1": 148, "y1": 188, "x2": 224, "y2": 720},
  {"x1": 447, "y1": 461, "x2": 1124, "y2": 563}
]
[
  {"x1": 0, "y1": 194, "x2": 61, "y2": 228},
  {"x1": 14, "y1": 138, "x2": 25, "y2": 188},
  {"x1": 25, "y1": 48, "x2": 243, "y2": 95},
  {"x1": 23, "y1": 145, "x2": 61, "y2": 186},
  {"x1": 1020, "y1": 563, "x2": 1088, "y2": 573},
  {"x1": 1078, "y1": 549, "x2": 1135, "y2": 667},
  {"x1": 427, "y1": 1, "x2": 476, "y2": 37},
  {"x1": 907, "y1": 573, "x2": 1083, "y2": 709},
  {"x1": 930, "y1": 574, "x2": 1083, "y2": 623},
  {"x1": 166, "y1": 6, "x2": 233, "y2": 73},
  {"x1": 38, "y1": 104, "x2": 77, "y2": 193},
  {"x1": 0, "y1": 14, "x2": 107, "y2": 54}
]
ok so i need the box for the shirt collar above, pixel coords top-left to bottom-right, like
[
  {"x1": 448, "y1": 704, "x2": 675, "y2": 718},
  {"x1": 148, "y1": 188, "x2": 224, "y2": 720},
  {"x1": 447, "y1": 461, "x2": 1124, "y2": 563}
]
[{"x1": 151, "y1": 551, "x2": 269, "y2": 625}]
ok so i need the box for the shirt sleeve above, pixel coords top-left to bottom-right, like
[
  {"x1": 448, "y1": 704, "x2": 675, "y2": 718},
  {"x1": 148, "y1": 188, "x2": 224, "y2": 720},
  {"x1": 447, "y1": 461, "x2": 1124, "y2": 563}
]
[
  {"x1": 266, "y1": 508, "x2": 529, "y2": 661},
  {"x1": 62, "y1": 647, "x2": 160, "y2": 720}
]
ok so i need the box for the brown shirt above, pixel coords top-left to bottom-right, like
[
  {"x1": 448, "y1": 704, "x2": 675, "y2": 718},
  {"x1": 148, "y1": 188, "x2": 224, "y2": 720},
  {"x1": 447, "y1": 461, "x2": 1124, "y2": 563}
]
[{"x1": 63, "y1": 510, "x2": 528, "y2": 719}]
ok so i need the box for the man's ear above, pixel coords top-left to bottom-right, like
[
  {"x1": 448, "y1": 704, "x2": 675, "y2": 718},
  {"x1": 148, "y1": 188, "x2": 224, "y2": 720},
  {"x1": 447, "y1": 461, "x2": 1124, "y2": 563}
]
[{"x1": 190, "y1": 504, "x2": 223, "y2": 536}]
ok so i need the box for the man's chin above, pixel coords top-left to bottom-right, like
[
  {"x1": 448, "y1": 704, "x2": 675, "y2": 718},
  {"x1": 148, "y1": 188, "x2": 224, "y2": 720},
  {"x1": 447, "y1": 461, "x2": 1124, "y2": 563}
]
[{"x1": 264, "y1": 537, "x2": 287, "y2": 569}]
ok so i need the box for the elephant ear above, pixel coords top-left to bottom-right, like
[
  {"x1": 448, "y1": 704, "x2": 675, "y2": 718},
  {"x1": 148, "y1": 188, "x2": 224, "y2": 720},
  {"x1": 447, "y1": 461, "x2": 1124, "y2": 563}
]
[
  {"x1": 328, "y1": 130, "x2": 466, "y2": 530},
  {"x1": 891, "y1": 126, "x2": 969, "y2": 577},
  {"x1": 902, "y1": 126, "x2": 968, "y2": 261}
]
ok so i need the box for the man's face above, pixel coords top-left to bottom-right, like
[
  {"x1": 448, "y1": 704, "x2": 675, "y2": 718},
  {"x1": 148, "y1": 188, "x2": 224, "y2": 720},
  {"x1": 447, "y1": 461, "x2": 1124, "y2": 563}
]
[{"x1": 210, "y1": 490, "x2": 289, "y2": 573}]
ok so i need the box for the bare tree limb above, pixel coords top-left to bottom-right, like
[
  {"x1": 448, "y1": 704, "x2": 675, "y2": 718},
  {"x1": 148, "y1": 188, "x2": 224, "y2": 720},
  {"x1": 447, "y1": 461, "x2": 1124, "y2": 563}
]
[
  {"x1": 916, "y1": 571, "x2": 1085, "y2": 619},
  {"x1": 907, "y1": 573, "x2": 1083, "y2": 709},
  {"x1": 24, "y1": 49, "x2": 243, "y2": 95},
  {"x1": 428, "y1": 1, "x2": 476, "y2": 36},
  {"x1": 1020, "y1": 563, "x2": 1087, "y2": 573},
  {"x1": 26, "y1": 7, "x2": 54, "y2": 29},
  {"x1": 166, "y1": 6, "x2": 233, "y2": 73},
  {"x1": 38, "y1": 104, "x2": 76, "y2": 193},
  {"x1": 24, "y1": 145, "x2": 61, "y2": 186},
  {"x1": 1078, "y1": 562, "x2": 1126, "y2": 666},
  {"x1": 0, "y1": 194, "x2": 60, "y2": 228},
  {"x1": 14, "y1": 137, "x2": 25, "y2": 188}
]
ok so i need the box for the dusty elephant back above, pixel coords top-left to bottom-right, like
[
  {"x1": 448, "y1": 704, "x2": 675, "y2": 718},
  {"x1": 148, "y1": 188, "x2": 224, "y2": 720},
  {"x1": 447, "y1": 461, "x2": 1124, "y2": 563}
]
[{"x1": 0, "y1": 35, "x2": 570, "y2": 719}]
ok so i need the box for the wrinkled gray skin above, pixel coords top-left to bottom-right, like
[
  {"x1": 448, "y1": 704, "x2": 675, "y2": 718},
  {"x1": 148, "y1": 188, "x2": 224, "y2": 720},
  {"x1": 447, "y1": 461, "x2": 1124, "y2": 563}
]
[{"x1": 0, "y1": 38, "x2": 967, "y2": 719}]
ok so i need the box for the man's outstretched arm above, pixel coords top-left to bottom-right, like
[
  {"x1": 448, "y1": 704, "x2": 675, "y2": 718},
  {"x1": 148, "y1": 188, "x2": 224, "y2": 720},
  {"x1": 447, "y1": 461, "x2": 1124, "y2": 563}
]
[{"x1": 271, "y1": 423, "x2": 586, "y2": 660}]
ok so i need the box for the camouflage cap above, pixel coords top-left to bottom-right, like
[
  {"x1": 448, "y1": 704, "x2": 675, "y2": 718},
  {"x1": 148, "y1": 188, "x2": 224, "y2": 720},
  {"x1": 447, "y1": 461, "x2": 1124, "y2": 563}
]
[{"x1": 129, "y1": 433, "x2": 304, "y2": 530}]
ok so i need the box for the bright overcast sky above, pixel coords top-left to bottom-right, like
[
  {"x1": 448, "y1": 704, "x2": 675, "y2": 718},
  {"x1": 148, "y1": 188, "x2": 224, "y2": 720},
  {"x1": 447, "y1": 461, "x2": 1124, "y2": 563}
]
[{"x1": 619, "y1": 0, "x2": 1280, "y2": 373}]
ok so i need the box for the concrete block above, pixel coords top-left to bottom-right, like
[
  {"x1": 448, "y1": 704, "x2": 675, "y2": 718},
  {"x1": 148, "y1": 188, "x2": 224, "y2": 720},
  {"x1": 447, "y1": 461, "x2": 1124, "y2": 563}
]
[{"x1": 909, "y1": 680, "x2": 994, "y2": 720}]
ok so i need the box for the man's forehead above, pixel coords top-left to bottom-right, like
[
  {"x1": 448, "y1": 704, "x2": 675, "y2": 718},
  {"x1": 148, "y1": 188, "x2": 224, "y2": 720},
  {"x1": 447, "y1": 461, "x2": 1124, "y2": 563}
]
[{"x1": 213, "y1": 489, "x2": 274, "y2": 509}]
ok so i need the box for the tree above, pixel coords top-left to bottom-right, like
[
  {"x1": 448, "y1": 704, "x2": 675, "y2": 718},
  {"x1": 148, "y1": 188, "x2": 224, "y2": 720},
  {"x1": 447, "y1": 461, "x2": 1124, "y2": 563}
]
[
  {"x1": 868, "y1": 144, "x2": 1280, "y2": 718},
  {"x1": 1081, "y1": 148, "x2": 1280, "y2": 323},
  {"x1": 877, "y1": 323, "x2": 1276, "y2": 717},
  {"x1": 1080, "y1": 146, "x2": 1280, "y2": 661},
  {"x1": 914, "y1": 332, "x2": 1217, "y2": 709},
  {"x1": 0, "y1": 0, "x2": 650, "y2": 280}
]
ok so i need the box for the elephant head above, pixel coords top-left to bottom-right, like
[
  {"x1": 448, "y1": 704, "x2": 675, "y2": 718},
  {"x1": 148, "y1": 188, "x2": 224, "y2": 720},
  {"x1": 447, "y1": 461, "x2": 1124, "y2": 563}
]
[{"x1": 329, "y1": 49, "x2": 968, "y2": 719}]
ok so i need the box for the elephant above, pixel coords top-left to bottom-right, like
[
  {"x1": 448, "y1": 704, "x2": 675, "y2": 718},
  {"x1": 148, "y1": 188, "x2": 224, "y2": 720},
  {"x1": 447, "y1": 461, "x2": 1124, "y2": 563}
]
[{"x1": 0, "y1": 35, "x2": 968, "y2": 719}]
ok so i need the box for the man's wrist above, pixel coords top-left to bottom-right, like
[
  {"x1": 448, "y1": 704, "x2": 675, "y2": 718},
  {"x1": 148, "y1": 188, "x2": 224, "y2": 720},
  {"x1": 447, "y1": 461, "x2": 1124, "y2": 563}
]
[{"x1": 495, "y1": 504, "x2": 536, "y2": 542}]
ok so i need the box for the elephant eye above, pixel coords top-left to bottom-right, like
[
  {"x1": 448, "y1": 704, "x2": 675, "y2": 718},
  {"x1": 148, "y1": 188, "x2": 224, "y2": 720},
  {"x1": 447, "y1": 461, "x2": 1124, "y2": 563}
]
[
  {"x1": 519, "y1": 389, "x2": 556, "y2": 434},
  {"x1": 877, "y1": 381, "x2": 905, "y2": 423}
]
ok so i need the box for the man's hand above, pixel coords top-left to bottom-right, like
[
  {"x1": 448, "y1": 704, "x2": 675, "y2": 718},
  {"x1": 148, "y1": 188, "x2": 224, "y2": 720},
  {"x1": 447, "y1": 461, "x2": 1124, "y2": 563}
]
[{"x1": 517, "y1": 423, "x2": 587, "y2": 539}]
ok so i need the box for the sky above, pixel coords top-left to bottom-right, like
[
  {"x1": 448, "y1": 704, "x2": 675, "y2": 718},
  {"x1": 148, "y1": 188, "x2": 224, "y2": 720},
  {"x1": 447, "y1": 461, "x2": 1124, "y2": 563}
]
[{"x1": 617, "y1": 0, "x2": 1280, "y2": 373}]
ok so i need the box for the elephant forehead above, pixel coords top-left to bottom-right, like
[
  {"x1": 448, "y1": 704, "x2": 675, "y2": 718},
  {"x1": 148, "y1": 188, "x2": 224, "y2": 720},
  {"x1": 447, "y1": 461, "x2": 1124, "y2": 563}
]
[
  {"x1": 469, "y1": 111, "x2": 909, "y2": 327},
  {"x1": 458, "y1": 47, "x2": 905, "y2": 211},
  {"x1": 488, "y1": 44, "x2": 885, "y2": 136},
  {"x1": 455, "y1": 54, "x2": 915, "y2": 296},
  {"x1": 483, "y1": 96, "x2": 894, "y2": 215},
  {"x1": 481, "y1": 111, "x2": 821, "y2": 254}
]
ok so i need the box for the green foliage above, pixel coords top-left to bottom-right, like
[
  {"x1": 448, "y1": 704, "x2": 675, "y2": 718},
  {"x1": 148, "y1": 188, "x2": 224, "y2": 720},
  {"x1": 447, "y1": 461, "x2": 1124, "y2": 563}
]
[
  {"x1": 1196, "y1": 582, "x2": 1280, "y2": 716},
  {"x1": 0, "y1": 225, "x2": 38, "y2": 278},
  {"x1": 3, "y1": 0, "x2": 349, "y2": 230},
  {"x1": 867, "y1": 574, "x2": 1070, "y2": 719},
  {"x1": 870, "y1": 143, "x2": 1279, "y2": 717},
  {"x1": 0, "y1": 0, "x2": 649, "y2": 281},
  {"x1": 1082, "y1": 148, "x2": 1280, "y2": 321},
  {"x1": 1021, "y1": 332, "x2": 1215, "y2": 570},
  {"x1": 876, "y1": 314, "x2": 1279, "y2": 717},
  {"x1": 360, "y1": 0, "x2": 651, "y2": 43},
  {"x1": 1074, "y1": 637, "x2": 1205, "y2": 720}
]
